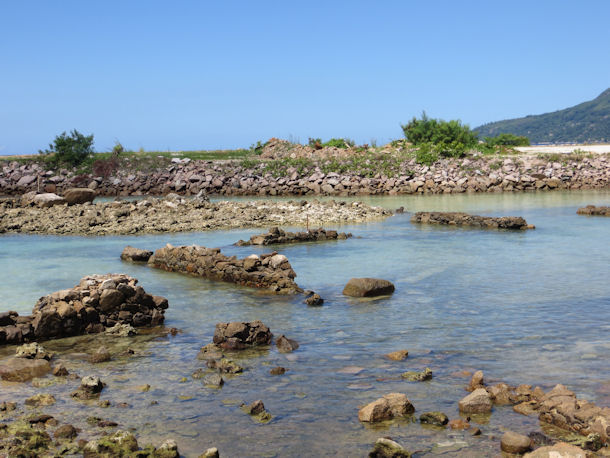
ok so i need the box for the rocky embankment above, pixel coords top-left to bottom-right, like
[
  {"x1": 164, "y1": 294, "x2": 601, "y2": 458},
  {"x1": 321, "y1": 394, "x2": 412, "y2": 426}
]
[
  {"x1": 144, "y1": 244, "x2": 302, "y2": 294},
  {"x1": 0, "y1": 195, "x2": 390, "y2": 235},
  {"x1": 0, "y1": 274, "x2": 167, "y2": 346},
  {"x1": 235, "y1": 226, "x2": 352, "y2": 246},
  {"x1": 577, "y1": 205, "x2": 610, "y2": 216},
  {"x1": 1, "y1": 152, "x2": 609, "y2": 197},
  {"x1": 411, "y1": 212, "x2": 534, "y2": 229}
]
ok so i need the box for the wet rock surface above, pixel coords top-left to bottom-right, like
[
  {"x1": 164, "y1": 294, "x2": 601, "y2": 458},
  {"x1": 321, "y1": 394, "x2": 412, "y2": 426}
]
[
  {"x1": 458, "y1": 388, "x2": 493, "y2": 414},
  {"x1": 0, "y1": 274, "x2": 167, "y2": 345},
  {"x1": 236, "y1": 226, "x2": 352, "y2": 246},
  {"x1": 419, "y1": 411, "x2": 449, "y2": 426},
  {"x1": 411, "y1": 211, "x2": 533, "y2": 229},
  {"x1": 358, "y1": 393, "x2": 415, "y2": 423},
  {"x1": 148, "y1": 244, "x2": 302, "y2": 294},
  {"x1": 120, "y1": 245, "x2": 153, "y2": 262},
  {"x1": 501, "y1": 431, "x2": 533, "y2": 454},
  {"x1": 343, "y1": 278, "x2": 395, "y2": 297},
  {"x1": 275, "y1": 334, "x2": 299, "y2": 353},
  {"x1": 577, "y1": 205, "x2": 610, "y2": 216},
  {"x1": 0, "y1": 197, "x2": 390, "y2": 235},
  {"x1": 401, "y1": 367, "x2": 433, "y2": 382},
  {"x1": 213, "y1": 321, "x2": 272, "y2": 349},
  {"x1": 369, "y1": 437, "x2": 411, "y2": 457}
]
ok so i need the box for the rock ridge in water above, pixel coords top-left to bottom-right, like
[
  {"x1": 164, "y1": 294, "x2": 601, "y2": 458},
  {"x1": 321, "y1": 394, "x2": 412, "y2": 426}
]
[
  {"x1": 577, "y1": 205, "x2": 610, "y2": 216},
  {"x1": 147, "y1": 244, "x2": 302, "y2": 294},
  {"x1": 411, "y1": 211, "x2": 533, "y2": 229},
  {"x1": 0, "y1": 197, "x2": 390, "y2": 235},
  {"x1": 0, "y1": 274, "x2": 167, "y2": 345},
  {"x1": 235, "y1": 226, "x2": 352, "y2": 246}
]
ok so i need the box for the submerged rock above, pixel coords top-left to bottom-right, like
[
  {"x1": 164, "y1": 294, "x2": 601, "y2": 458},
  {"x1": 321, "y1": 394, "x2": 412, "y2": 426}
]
[
  {"x1": 304, "y1": 292, "x2": 324, "y2": 306},
  {"x1": 203, "y1": 374, "x2": 224, "y2": 388},
  {"x1": 420, "y1": 411, "x2": 449, "y2": 426},
  {"x1": 270, "y1": 367, "x2": 287, "y2": 375},
  {"x1": 368, "y1": 437, "x2": 411, "y2": 457},
  {"x1": 411, "y1": 211, "x2": 533, "y2": 230},
  {"x1": 84, "y1": 430, "x2": 139, "y2": 456},
  {"x1": 241, "y1": 400, "x2": 272, "y2": 423},
  {"x1": 501, "y1": 431, "x2": 533, "y2": 454},
  {"x1": 386, "y1": 350, "x2": 409, "y2": 361},
  {"x1": 0, "y1": 357, "x2": 51, "y2": 382},
  {"x1": 401, "y1": 367, "x2": 433, "y2": 382},
  {"x1": 15, "y1": 342, "x2": 53, "y2": 360},
  {"x1": 358, "y1": 393, "x2": 415, "y2": 423},
  {"x1": 54, "y1": 424, "x2": 79, "y2": 440},
  {"x1": 200, "y1": 447, "x2": 220, "y2": 458},
  {"x1": 25, "y1": 393, "x2": 56, "y2": 407},
  {"x1": 275, "y1": 334, "x2": 299, "y2": 353},
  {"x1": 89, "y1": 346, "x2": 111, "y2": 363},
  {"x1": 343, "y1": 278, "x2": 395, "y2": 297},
  {"x1": 71, "y1": 375, "x2": 105, "y2": 400}
]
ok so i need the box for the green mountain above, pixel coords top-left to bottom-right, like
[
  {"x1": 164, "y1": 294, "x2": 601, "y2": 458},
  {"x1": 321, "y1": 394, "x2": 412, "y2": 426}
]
[{"x1": 475, "y1": 88, "x2": 610, "y2": 144}]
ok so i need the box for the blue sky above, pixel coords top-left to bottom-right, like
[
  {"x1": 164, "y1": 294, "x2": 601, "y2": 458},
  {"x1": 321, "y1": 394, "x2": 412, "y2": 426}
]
[{"x1": 1, "y1": 1, "x2": 609, "y2": 154}]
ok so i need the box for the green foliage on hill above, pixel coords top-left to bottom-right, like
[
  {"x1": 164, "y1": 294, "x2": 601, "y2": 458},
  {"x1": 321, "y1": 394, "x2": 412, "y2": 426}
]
[
  {"x1": 484, "y1": 133, "x2": 530, "y2": 146},
  {"x1": 475, "y1": 88, "x2": 610, "y2": 143},
  {"x1": 401, "y1": 112, "x2": 478, "y2": 158}
]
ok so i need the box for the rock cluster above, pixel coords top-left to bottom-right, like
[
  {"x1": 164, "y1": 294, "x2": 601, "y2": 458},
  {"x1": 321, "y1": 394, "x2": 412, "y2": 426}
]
[
  {"x1": 577, "y1": 205, "x2": 610, "y2": 216},
  {"x1": 2, "y1": 153, "x2": 608, "y2": 197},
  {"x1": 0, "y1": 274, "x2": 167, "y2": 345},
  {"x1": 411, "y1": 211, "x2": 533, "y2": 230},
  {"x1": 0, "y1": 197, "x2": 390, "y2": 235},
  {"x1": 213, "y1": 321, "x2": 273, "y2": 350},
  {"x1": 236, "y1": 226, "x2": 352, "y2": 246},
  {"x1": 148, "y1": 244, "x2": 302, "y2": 294}
]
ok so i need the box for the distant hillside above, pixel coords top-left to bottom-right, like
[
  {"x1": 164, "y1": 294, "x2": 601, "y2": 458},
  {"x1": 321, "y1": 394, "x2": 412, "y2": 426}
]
[{"x1": 475, "y1": 88, "x2": 610, "y2": 144}]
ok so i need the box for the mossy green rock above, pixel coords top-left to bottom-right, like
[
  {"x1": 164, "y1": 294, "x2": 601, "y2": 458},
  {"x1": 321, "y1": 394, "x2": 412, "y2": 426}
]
[
  {"x1": 401, "y1": 367, "x2": 433, "y2": 382},
  {"x1": 369, "y1": 437, "x2": 411, "y2": 457},
  {"x1": 419, "y1": 411, "x2": 449, "y2": 426}
]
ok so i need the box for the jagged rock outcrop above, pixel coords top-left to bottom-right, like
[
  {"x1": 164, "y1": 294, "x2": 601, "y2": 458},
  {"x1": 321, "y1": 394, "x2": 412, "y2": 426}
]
[
  {"x1": 236, "y1": 226, "x2": 351, "y2": 246},
  {"x1": 148, "y1": 244, "x2": 302, "y2": 294},
  {"x1": 411, "y1": 211, "x2": 533, "y2": 229},
  {"x1": 213, "y1": 321, "x2": 272, "y2": 349},
  {"x1": 358, "y1": 393, "x2": 415, "y2": 422},
  {"x1": 0, "y1": 274, "x2": 167, "y2": 345}
]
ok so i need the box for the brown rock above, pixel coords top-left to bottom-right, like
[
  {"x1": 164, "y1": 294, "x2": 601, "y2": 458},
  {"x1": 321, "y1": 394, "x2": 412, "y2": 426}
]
[
  {"x1": 213, "y1": 321, "x2": 272, "y2": 347},
  {"x1": 270, "y1": 367, "x2": 286, "y2": 375},
  {"x1": 501, "y1": 431, "x2": 532, "y2": 454},
  {"x1": 54, "y1": 424, "x2": 79, "y2": 439},
  {"x1": 386, "y1": 350, "x2": 408, "y2": 361},
  {"x1": 522, "y1": 442, "x2": 589, "y2": 457},
  {"x1": 343, "y1": 278, "x2": 395, "y2": 297},
  {"x1": 0, "y1": 357, "x2": 51, "y2": 382},
  {"x1": 467, "y1": 370, "x2": 485, "y2": 391},
  {"x1": 89, "y1": 346, "x2": 111, "y2": 363},
  {"x1": 458, "y1": 388, "x2": 492, "y2": 414},
  {"x1": 62, "y1": 188, "x2": 96, "y2": 205},
  {"x1": 275, "y1": 334, "x2": 299, "y2": 353},
  {"x1": 358, "y1": 393, "x2": 414, "y2": 422},
  {"x1": 25, "y1": 393, "x2": 56, "y2": 406},
  {"x1": 448, "y1": 419, "x2": 470, "y2": 430},
  {"x1": 120, "y1": 245, "x2": 153, "y2": 262}
]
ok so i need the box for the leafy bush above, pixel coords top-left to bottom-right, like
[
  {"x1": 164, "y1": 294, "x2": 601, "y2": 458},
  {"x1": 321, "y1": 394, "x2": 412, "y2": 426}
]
[
  {"x1": 401, "y1": 113, "x2": 477, "y2": 158},
  {"x1": 484, "y1": 133, "x2": 530, "y2": 146},
  {"x1": 39, "y1": 130, "x2": 94, "y2": 166},
  {"x1": 414, "y1": 143, "x2": 440, "y2": 165}
]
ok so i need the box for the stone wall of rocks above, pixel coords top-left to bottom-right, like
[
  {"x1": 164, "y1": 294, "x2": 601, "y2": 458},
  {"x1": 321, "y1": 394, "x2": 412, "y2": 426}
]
[
  {"x1": 411, "y1": 212, "x2": 533, "y2": 230},
  {"x1": 2, "y1": 154, "x2": 608, "y2": 197},
  {"x1": 147, "y1": 244, "x2": 302, "y2": 294},
  {"x1": 577, "y1": 205, "x2": 610, "y2": 216},
  {"x1": 0, "y1": 274, "x2": 167, "y2": 345}
]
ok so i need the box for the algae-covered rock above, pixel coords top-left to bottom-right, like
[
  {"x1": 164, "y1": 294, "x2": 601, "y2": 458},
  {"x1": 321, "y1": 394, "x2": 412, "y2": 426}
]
[
  {"x1": 24, "y1": 393, "x2": 55, "y2": 407},
  {"x1": 369, "y1": 437, "x2": 411, "y2": 457},
  {"x1": 401, "y1": 367, "x2": 432, "y2": 382},
  {"x1": 84, "y1": 430, "x2": 138, "y2": 456},
  {"x1": 420, "y1": 411, "x2": 448, "y2": 426}
]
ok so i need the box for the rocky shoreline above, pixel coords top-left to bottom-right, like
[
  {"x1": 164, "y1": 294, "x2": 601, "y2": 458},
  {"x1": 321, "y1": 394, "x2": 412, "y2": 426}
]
[
  {"x1": 411, "y1": 211, "x2": 534, "y2": 230},
  {"x1": 235, "y1": 226, "x2": 352, "y2": 246},
  {"x1": 1, "y1": 152, "x2": 609, "y2": 197},
  {"x1": 0, "y1": 195, "x2": 391, "y2": 235}
]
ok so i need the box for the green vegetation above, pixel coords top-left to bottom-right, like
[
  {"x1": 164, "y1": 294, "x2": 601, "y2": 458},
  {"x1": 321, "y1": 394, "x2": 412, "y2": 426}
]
[
  {"x1": 39, "y1": 129, "x2": 95, "y2": 166},
  {"x1": 401, "y1": 113, "x2": 478, "y2": 158},
  {"x1": 308, "y1": 137, "x2": 355, "y2": 149},
  {"x1": 484, "y1": 133, "x2": 530, "y2": 146},
  {"x1": 475, "y1": 88, "x2": 610, "y2": 143}
]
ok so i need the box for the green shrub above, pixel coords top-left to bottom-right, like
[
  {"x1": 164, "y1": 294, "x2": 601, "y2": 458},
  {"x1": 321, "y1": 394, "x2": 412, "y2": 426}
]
[
  {"x1": 484, "y1": 133, "x2": 530, "y2": 146},
  {"x1": 415, "y1": 143, "x2": 440, "y2": 165},
  {"x1": 401, "y1": 112, "x2": 477, "y2": 158},
  {"x1": 39, "y1": 129, "x2": 94, "y2": 166}
]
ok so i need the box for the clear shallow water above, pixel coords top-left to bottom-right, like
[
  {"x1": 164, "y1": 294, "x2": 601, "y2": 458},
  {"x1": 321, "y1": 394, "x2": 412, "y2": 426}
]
[{"x1": 0, "y1": 190, "x2": 609, "y2": 457}]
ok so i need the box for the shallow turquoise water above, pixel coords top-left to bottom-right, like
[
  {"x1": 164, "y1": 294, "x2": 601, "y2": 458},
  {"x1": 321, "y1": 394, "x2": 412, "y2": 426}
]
[{"x1": 0, "y1": 190, "x2": 609, "y2": 456}]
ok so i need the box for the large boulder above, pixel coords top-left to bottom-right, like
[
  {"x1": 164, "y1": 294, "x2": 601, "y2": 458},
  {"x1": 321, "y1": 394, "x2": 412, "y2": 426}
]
[
  {"x1": 213, "y1": 321, "x2": 272, "y2": 349},
  {"x1": 33, "y1": 193, "x2": 66, "y2": 208},
  {"x1": 343, "y1": 278, "x2": 395, "y2": 297},
  {"x1": 358, "y1": 393, "x2": 415, "y2": 422},
  {"x1": 62, "y1": 187, "x2": 96, "y2": 205},
  {"x1": 0, "y1": 357, "x2": 51, "y2": 382},
  {"x1": 501, "y1": 431, "x2": 532, "y2": 454}
]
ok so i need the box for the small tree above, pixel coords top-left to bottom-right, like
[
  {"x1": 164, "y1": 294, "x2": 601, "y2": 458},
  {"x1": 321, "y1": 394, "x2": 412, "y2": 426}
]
[
  {"x1": 39, "y1": 129, "x2": 94, "y2": 166},
  {"x1": 484, "y1": 133, "x2": 530, "y2": 147}
]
